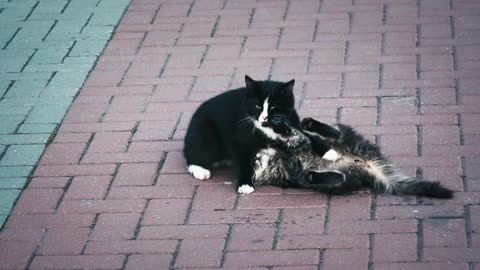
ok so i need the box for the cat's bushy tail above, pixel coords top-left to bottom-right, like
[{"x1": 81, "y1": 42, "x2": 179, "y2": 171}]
[{"x1": 367, "y1": 161, "x2": 453, "y2": 199}]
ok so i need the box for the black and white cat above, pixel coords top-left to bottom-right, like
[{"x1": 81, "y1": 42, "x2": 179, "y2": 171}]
[
  {"x1": 184, "y1": 75, "x2": 301, "y2": 194},
  {"x1": 252, "y1": 117, "x2": 453, "y2": 199}
]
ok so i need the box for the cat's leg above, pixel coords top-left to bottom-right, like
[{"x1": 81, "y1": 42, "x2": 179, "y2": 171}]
[
  {"x1": 305, "y1": 134, "x2": 337, "y2": 160},
  {"x1": 303, "y1": 170, "x2": 365, "y2": 195},
  {"x1": 184, "y1": 123, "x2": 224, "y2": 180},
  {"x1": 301, "y1": 117, "x2": 341, "y2": 140},
  {"x1": 301, "y1": 117, "x2": 341, "y2": 161},
  {"x1": 232, "y1": 145, "x2": 256, "y2": 194}
]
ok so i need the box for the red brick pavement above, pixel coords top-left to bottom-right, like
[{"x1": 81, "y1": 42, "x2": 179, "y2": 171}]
[{"x1": 2, "y1": 0, "x2": 480, "y2": 269}]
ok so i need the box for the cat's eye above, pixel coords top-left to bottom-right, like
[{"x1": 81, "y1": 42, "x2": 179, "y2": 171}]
[
  {"x1": 270, "y1": 106, "x2": 277, "y2": 110},
  {"x1": 256, "y1": 104, "x2": 262, "y2": 109}
]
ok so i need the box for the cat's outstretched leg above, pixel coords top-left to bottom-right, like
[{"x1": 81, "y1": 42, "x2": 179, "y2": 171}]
[
  {"x1": 300, "y1": 118, "x2": 340, "y2": 160},
  {"x1": 303, "y1": 170, "x2": 365, "y2": 195},
  {"x1": 301, "y1": 117, "x2": 341, "y2": 140}
]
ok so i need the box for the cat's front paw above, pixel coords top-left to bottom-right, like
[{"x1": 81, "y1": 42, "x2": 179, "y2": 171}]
[
  {"x1": 188, "y1": 165, "x2": 211, "y2": 180},
  {"x1": 322, "y1": 149, "x2": 339, "y2": 161},
  {"x1": 237, "y1": 184, "x2": 255, "y2": 194},
  {"x1": 300, "y1": 117, "x2": 315, "y2": 130}
]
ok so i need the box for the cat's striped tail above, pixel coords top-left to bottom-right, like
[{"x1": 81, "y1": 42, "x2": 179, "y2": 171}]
[{"x1": 366, "y1": 161, "x2": 454, "y2": 199}]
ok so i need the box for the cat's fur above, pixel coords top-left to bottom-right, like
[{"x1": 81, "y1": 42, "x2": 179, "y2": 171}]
[
  {"x1": 184, "y1": 75, "x2": 301, "y2": 194},
  {"x1": 252, "y1": 117, "x2": 453, "y2": 199}
]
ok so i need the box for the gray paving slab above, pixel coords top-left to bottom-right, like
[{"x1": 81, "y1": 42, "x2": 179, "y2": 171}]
[{"x1": 0, "y1": 0, "x2": 130, "y2": 228}]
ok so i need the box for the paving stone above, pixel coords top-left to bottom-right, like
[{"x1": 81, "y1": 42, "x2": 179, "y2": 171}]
[
  {"x1": 0, "y1": 178, "x2": 27, "y2": 189},
  {"x1": 0, "y1": 166, "x2": 33, "y2": 178},
  {"x1": 4, "y1": 80, "x2": 49, "y2": 98},
  {"x1": 0, "y1": 134, "x2": 50, "y2": 144},
  {"x1": 0, "y1": 189, "x2": 21, "y2": 214},
  {"x1": 69, "y1": 40, "x2": 108, "y2": 57},
  {"x1": 0, "y1": 115, "x2": 24, "y2": 133},
  {"x1": 17, "y1": 123, "x2": 57, "y2": 134},
  {"x1": 25, "y1": 105, "x2": 69, "y2": 124},
  {"x1": 0, "y1": 144, "x2": 45, "y2": 166},
  {"x1": 0, "y1": 106, "x2": 31, "y2": 116}
]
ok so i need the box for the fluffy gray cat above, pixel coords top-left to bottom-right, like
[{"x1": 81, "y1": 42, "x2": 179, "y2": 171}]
[{"x1": 252, "y1": 117, "x2": 453, "y2": 199}]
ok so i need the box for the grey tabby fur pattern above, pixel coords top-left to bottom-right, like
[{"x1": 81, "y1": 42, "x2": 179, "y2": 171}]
[{"x1": 252, "y1": 117, "x2": 453, "y2": 199}]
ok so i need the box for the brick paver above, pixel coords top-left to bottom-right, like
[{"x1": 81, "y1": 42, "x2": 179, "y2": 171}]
[
  {"x1": 0, "y1": 0, "x2": 130, "y2": 228},
  {"x1": 1, "y1": 0, "x2": 480, "y2": 269}
]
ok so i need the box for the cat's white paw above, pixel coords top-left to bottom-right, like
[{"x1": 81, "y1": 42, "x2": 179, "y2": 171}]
[
  {"x1": 238, "y1": 184, "x2": 255, "y2": 194},
  {"x1": 188, "y1": 165, "x2": 211, "y2": 180},
  {"x1": 322, "y1": 149, "x2": 339, "y2": 161}
]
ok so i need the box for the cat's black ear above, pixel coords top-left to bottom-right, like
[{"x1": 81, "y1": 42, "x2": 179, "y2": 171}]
[
  {"x1": 245, "y1": 75, "x2": 256, "y2": 89},
  {"x1": 281, "y1": 79, "x2": 295, "y2": 94},
  {"x1": 245, "y1": 75, "x2": 258, "y2": 96}
]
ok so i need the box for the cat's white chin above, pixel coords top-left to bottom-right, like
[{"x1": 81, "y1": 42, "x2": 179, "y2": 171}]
[
  {"x1": 238, "y1": 184, "x2": 255, "y2": 194},
  {"x1": 188, "y1": 165, "x2": 211, "y2": 180}
]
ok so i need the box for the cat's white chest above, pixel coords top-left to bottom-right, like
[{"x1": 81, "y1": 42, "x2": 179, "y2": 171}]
[{"x1": 254, "y1": 122, "x2": 279, "y2": 140}]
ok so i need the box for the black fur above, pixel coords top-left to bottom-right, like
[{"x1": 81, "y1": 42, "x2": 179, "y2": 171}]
[{"x1": 184, "y1": 75, "x2": 300, "y2": 192}]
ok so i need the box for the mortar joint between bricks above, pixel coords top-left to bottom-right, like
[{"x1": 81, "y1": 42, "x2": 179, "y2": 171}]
[
  {"x1": 186, "y1": 76, "x2": 198, "y2": 99},
  {"x1": 80, "y1": 213, "x2": 100, "y2": 255},
  {"x1": 369, "y1": 193, "x2": 377, "y2": 220},
  {"x1": 219, "y1": 224, "x2": 234, "y2": 267},
  {"x1": 272, "y1": 208, "x2": 284, "y2": 250},
  {"x1": 132, "y1": 198, "x2": 150, "y2": 240},
  {"x1": 317, "y1": 248, "x2": 325, "y2": 270},
  {"x1": 457, "y1": 114, "x2": 464, "y2": 145},
  {"x1": 415, "y1": 88, "x2": 422, "y2": 115},
  {"x1": 183, "y1": 185, "x2": 199, "y2": 224},
  {"x1": 61, "y1": 40, "x2": 77, "y2": 63},
  {"x1": 248, "y1": 7, "x2": 256, "y2": 27},
  {"x1": 79, "y1": 12, "x2": 94, "y2": 34},
  {"x1": 24, "y1": 226, "x2": 49, "y2": 269},
  {"x1": 283, "y1": 0, "x2": 291, "y2": 21},
  {"x1": 210, "y1": 15, "x2": 221, "y2": 38},
  {"x1": 368, "y1": 234, "x2": 374, "y2": 270},
  {"x1": 460, "y1": 156, "x2": 468, "y2": 192},
  {"x1": 150, "y1": 3, "x2": 163, "y2": 25},
  {"x1": 42, "y1": 20, "x2": 58, "y2": 42},
  {"x1": 19, "y1": 49, "x2": 37, "y2": 72},
  {"x1": 298, "y1": 81, "x2": 308, "y2": 109},
  {"x1": 12, "y1": 106, "x2": 35, "y2": 134},
  {"x1": 169, "y1": 239, "x2": 183, "y2": 270},
  {"x1": 268, "y1": 58, "x2": 276, "y2": 80},
  {"x1": 151, "y1": 152, "x2": 168, "y2": 186},
  {"x1": 23, "y1": 0, "x2": 39, "y2": 21},
  {"x1": 168, "y1": 112, "x2": 184, "y2": 141},
  {"x1": 464, "y1": 205, "x2": 472, "y2": 248},
  {"x1": 135, "y1": 32, "x2": 148, "y2": 54},
  {"x1": 120, "y1": 254, "x2": 130, "y2": 270},
  {"x1": 336, "y1": 107, "x2": 343, "y2": 124},
  {"x1": 158, "y1": 54, "x2": 172, "y2": 78},
  {"x1": 117, "y1": 62, "x2": 133, "y2": 87},
  {"x1": 2, "y1": 27, "x2": 20, "y2": 50},
  {"x1": 102, "y1": 163, "x2": 121, "y2": 200},
  {"x1": 323, "y1": 195, "x2": 332, "y2": 234},
  {"x1": 197, "y1": 45, "x2": 210, "y2": 69},
  {"x1": 416, "y1": 125, "x2": 423, "y2": 157},
  {"x1": 60, "y1": 0, "x2": 73, "y2": 14},
  {"x1": 416, "y1": 218, "x2": 424, "y2": 262},
  {"x1": 78, "y1": 133, "x2": 96, "y2": 162},
  {"x1": 53, "y1": 176, "x2": 74, "y2": 211},
  {"x1": 186, "y1": 0, "x2": 195, "y2": 17},
  {"x1": 454, "y1": 78, "x2": 460, "y2": 105}
]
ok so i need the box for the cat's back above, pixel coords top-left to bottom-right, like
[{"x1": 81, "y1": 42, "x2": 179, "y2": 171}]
[{"x1": 186, "y1": 88, "x2": 247, "y2": 140}]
